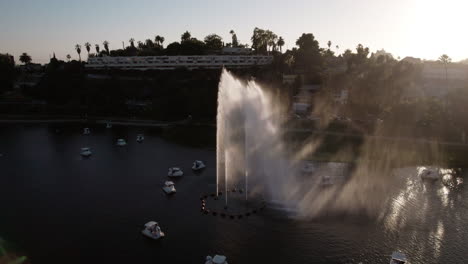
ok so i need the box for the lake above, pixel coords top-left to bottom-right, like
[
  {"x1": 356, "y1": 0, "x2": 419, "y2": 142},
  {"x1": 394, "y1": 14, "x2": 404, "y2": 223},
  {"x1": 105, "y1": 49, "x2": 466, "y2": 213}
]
[{"x1": 0, "y1": 124, "x2": 467, "y2": 263}]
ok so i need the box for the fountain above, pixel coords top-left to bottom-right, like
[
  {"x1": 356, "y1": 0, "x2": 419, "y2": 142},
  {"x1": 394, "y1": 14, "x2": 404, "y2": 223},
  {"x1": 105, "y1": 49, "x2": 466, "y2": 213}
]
[
  {"x1": 215, "y1": 69, "x2": 406, "y2": 219},
  {"x1": 216, "y1": 69, "x2": 289, "y2": 209}
]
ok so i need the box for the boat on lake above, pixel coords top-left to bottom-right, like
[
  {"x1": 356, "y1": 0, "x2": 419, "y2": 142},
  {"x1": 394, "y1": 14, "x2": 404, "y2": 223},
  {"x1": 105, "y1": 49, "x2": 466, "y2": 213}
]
[
  {"x1": 168, "y1": 167, "x2": 184, "y2": 177},
  {"x1": 205, "y1": 255, "x2": 228, "y2": 264},
  {"x1": 419, "y1": 167, "x2": 440, "y2": 181},
  {"x1": 141, "y1": 221, "x2": 165, "y2": 240},
  {"x1": 162, "y1": 181, "x2": 176, "y2": 194},
  {"x1": 80, "y1": 147, "x2": 92, "y2": 157},
  {"x1": 116, "y1": 139, "x2": 127, "y2": 146},
  {"x1": 136, "y1": 134, "x2": 144, "y2": 142},
  {"x1": 192, "y1": 160, "x2": 206, "y2": 171},
  {"x1": 389, "y1": 251, "x2": 407, "y2": 264}
]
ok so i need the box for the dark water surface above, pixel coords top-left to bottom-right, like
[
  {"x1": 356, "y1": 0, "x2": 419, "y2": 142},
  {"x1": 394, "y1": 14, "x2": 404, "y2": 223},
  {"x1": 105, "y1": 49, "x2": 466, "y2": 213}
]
[{"x1": 0, "y1": 124, "x2": 467, "y2": 263}]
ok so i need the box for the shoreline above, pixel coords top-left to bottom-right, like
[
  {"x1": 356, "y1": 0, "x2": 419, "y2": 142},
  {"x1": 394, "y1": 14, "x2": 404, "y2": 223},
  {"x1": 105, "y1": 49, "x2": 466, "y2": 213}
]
[{"x1": 0, "y1": 115, "x2": 189, "y2": 127}]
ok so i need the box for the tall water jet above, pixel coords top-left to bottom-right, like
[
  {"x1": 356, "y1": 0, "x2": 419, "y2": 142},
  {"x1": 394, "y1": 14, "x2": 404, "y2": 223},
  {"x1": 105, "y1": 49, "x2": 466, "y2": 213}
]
[
  {"x1": 216, "y1": 69, "x2": 401, "y2": 219},
  {"x1": 216, "y1": 69, "x2": 288, "y2": 207}
]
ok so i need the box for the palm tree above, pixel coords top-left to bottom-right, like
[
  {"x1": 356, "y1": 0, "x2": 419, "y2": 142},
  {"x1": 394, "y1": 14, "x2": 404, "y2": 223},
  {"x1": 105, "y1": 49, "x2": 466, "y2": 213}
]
[
  {"x1": 75, "y1": 44, "x2": 82, "y2": 61},
  {"x1": 230, "y1": 30, "x2": 238, "y2": 47},
  {"x1": 95, "y1": 44, "x2": 100, "y2": 54},
  {"x1": 155, "y1": 35, "x2": 161, "y2": 47},
  {"x1": 438, "y1": 54, "x2": 452, "y2": 111},
  {"x1": 277, "y1": 37, "x2": 285, "y2": 53},
  {"x1": 19, "y1": 52, "x2": 32, "y2": 64},
  {"x1": 103, "y1": 41, "x2": 110, "y2": 55},
  {"x1": 84, "y1": 42, "x2": 91, "y2": 56},
  {"x1": 159, "y1": 36, "x2": 165, "y2": 48},
  {"x1": 438, "y1": 54, "x2": 452, "y2": 82},
  {"x1": 266, "y1": 31, "x2": 278, "y2": 53},
  {"x1": 66, "y1": 54, "x2": 71, "y2": 62},
  {"x1": 129, "y1": 38, "x2": 135, "y2": 48}
]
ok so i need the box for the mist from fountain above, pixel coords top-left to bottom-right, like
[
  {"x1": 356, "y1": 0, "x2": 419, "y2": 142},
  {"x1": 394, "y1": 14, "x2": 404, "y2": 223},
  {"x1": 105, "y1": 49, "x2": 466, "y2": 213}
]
[{"x1": 215, "y1": 69, "x2": 434, "y2": 219}]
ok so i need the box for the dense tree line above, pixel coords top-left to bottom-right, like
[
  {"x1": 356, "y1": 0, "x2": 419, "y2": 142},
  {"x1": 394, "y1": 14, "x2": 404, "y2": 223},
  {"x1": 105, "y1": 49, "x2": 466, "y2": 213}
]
[
  {"x1": 0, "y1": 53, "x2": 16, "y2": 93},
  {"x1": 74, "y1": 28, "x2": 285, "y2": 58}
]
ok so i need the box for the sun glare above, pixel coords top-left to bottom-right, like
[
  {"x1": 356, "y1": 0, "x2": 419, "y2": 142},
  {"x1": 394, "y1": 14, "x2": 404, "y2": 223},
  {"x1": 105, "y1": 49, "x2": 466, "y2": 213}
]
[{"x1": 405, "y1": 0, "x2": 468, "y2": 60}]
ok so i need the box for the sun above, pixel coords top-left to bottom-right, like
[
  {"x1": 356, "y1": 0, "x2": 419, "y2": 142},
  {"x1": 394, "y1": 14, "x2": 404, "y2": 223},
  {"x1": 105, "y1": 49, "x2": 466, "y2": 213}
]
[{"x1": 403, "y1": 0, "x2": 468, "y2": 60}]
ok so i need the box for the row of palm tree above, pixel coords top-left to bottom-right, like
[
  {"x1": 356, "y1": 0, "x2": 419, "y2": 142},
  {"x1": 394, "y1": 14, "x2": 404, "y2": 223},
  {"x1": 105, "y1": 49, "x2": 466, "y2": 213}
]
[
  {"x1": 75, "y1": 36, "x2": 166, "y2": 61},
  {"x1": 74, "y1": 41, "x2": 110, "y2": 61}
]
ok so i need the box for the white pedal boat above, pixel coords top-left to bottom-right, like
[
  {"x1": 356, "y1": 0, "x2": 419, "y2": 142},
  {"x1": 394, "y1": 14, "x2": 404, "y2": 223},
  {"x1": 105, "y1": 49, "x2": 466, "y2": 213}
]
[
  {"x1": 136, "y1": 134, "x2": 144, "y2": 142},
  {"x1": 168, "y1": 167, "x2": 184, "y2": 177},
  {"x1": 390, "y1": 251, "x2": 407, "y2": 264},
  {"x1": 141, "y1": 221, "x2": 165, "y2": 240},
  {"x1": 162, "y1": 181, "x2": 176, "y2": 194},
  {"x1": 80, "y1": 147, "x2": 92, "y2": 157},
  {"x1": 205, "y1": 255, "x2": 228, "y2": 264},
  {"x1": 116, "y1": 138, "x2": 127, "y2": 146},
  {"x1": 419, "y1": 167, "x2": 440, "y2": 181},
  {"x1": 192, "y1": 160, "x2": 206, "y2": 171}
]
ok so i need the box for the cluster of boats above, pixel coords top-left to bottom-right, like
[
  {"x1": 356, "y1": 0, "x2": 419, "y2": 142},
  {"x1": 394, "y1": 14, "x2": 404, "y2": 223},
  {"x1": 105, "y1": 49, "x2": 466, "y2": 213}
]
[
  {"x1": 143, "y1": 160, "x2": 224, "y2": 263},
  {"x1": 79, "y1": 126, "x2": 145, "y2": 157},
  {"x1": 163, "y1": 160, "x2": 206, "y2": 195}
]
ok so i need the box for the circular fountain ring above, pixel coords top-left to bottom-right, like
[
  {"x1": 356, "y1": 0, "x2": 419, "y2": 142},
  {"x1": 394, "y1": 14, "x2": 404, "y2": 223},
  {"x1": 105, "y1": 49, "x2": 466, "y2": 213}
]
[{"x1": 199, "y1": 188, "x2": 266, "y2": 219}]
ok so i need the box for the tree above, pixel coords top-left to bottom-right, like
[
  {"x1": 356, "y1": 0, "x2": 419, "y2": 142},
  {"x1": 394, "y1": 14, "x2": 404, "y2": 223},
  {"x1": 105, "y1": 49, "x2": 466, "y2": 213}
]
[
  {"x1": 159, "y1": 36, "x2": 165, "y2": 48},
  {"x1": 251, "y1": 27, "x2": 277, "y2": 54},
  {"x1": 155, "y1": 35, "x2": 165, "y2": 48},
  {"x1": 129, "y1": 38, "x2": 135, "y2": 48},
  {"x1": 438, "y1": 54, "x2": 451, "y2": 81},
  {"x1": 277, "y1": 36, "x2": 285, "y2": 53},
  {"x1": 296, "y1": 33, "x2": 320, "y2": 50},
  {"x1": 155, "y1": 35, "x2": 161, "y2": 46},
  {"x1": 145, "y1": 39, "x2": 154, "y2": 48},
  {"x1": 66, "y1": 54, "x2": 71, "y2": 62},
  {"x1": 355, "y1": 44, "x2": 370, "y2": 64},
  {"x1": 95, "y1": 44, "x2": 100, "y2": 54},
  {"x1": 181, "y1": 31, "x2": 191, "y2": 42},
  {"x1": 327, "y1": 40, "x2": 332, "y2": 50},
  {"x1": 19, "y1": 52, "x2": 32, "y2": 64},
  {"x1": 75, "y1": 44, "x2": 82, "y2": 61},
  {"x1": 84, "y1": 42, "x2": 91, "y2": 56},
  {"x1": 251, "y1": 27, "x2": 266, "y2": 53},
  {"x1": 0, "y1": 53, "x2": 16, "y2": 93},
  {"x1": 204, "y1": 34, "x2": 223, "y2": 50},
  {"x1": 165, "y1": 42, "x2": 181, "y2": 55},
  {"x1": 103, "y1": 41, "x2": 110, "y2": 55},
  {"x1": 266, "y1": 31, "x2": 278, "y2": 53},
  {"x1": 294, "y1": 33, "x2": 323, "y2": 73},
  {"x1": 180, "y1": 38, "x2": 206, "y2": 55},
  {"x1": 230, "y1": 30, "x2": 239, "y2": 47}
]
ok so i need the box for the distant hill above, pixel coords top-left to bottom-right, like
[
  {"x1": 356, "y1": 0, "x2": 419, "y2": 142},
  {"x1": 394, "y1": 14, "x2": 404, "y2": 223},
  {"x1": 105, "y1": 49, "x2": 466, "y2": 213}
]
[{"x1": 459, "y1": 58, "x2": 468, "y2": 65}]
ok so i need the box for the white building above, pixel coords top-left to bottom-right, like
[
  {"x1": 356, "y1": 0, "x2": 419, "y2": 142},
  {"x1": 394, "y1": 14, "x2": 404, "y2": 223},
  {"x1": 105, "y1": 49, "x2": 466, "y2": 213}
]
[
  {"x1": 221, "y1": 47, "x2": 252, "y2": 54},
  {"x1": 86, "y1": 55, "x2": 272, "y2": 70}
]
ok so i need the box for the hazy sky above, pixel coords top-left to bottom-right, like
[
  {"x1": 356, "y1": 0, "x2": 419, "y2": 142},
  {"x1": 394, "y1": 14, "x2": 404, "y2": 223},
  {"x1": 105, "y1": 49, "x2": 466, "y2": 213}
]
[{"x1": 1, "y1": 0, "x2": 467, "y2": 64}]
